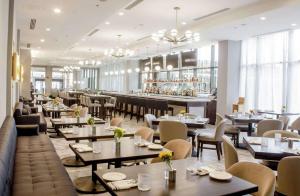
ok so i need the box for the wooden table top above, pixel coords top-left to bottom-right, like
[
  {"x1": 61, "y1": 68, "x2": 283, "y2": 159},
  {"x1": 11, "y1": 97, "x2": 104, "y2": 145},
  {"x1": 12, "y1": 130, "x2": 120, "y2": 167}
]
[
  {"x1": 225, "y1": 114, "x2": 265, "y2": 124},
  {"x1": 50, "y1": 117, "x2": 105, "y2": 126},
  {"x1": 58, "y1": 126, "x2": 135, "y2": 141},
  {"x1": 42, "y1": 104, "x2": 72, "y2": 112},
  {"x1": 244, "y1": 137, "x2": 300, "y2": 160},
  {"x1": 257, "y1": 110, "x2": 300, "y2": 116},
  {"x1": 94, "y1": 158, "x2": 258, "y2": 196},
  {"x1": 152, "y1": 116, "x2": 209, "y2": 128},
  {"x1": 70, "y1": 138, "x2": 164, "y2": 165}
]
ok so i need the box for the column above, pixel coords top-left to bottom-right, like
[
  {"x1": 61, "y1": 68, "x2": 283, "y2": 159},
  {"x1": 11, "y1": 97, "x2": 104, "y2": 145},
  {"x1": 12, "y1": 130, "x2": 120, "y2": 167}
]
[
  {"x1": 217, "y1": 40, "x2": 241, "y2": 115},
  {"x1": 20, "y1": 49, "x2": 32, "y2": 99},
  {"x1": 45, "y1": 66, "x2": 52, "y2": 95}
]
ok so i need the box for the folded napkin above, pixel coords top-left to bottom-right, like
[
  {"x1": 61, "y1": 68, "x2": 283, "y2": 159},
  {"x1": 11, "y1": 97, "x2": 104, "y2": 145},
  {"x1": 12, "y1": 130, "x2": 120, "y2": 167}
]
[
  {"x1": 107, "y1": 179, "x2": 137, "y2": 190},
  {"x1": 61, "y1": 130, "x2": 73, "y2": 134},
  {"x1": 187, "y1": 166, "x2": 215, "y2": 176},
  {"x1": 72, "y1": 144, "x2": 92, "y2": 152},
  {"x1": 105, "y1": 126, "x2": 118, "y2": 131},
  {"x1": 247, "y1": 139, "x2": 261, "y2": 145}
]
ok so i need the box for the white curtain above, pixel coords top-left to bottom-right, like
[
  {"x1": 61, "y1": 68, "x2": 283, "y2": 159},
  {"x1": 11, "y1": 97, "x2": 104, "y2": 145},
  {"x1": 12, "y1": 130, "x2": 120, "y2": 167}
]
[{"x1": 240, "y1": 30, "x2": 300, "y2": 113}]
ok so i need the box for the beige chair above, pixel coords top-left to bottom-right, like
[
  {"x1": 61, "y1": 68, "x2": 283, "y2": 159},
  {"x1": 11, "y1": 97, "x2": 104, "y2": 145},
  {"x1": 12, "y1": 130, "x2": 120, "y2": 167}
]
[
  {"x1": 197, "y1": 119, "x2": 227, "y2": 160},
  {"x1": 151, "y1": 139, "x2": 192, "y2": 163},
  {"x1": 289, "y1": 117, "x2": 300, "y2": 134},
  {"x1": 222, "y1": 135, "x2": 239, "y2": 170},
  {"x1": 63, "y1": 104, "x2": 78, "y2": 116},
  {"x1": 227, "y1": 162, "x2": 275, "y2": 196},
  {"x1": 79, "y1": 107, "x2": 88, "y2": 117},
  {"x1": 262, "y1": 130, "x2": 300, "y2": 138},
  {"x1": 144, "y1": 113, "x2": 159, "y2": 142},
  {"x1": 256, "y1": 119, "x2": 283, "y2": 137},
  {"x1": 159, "y1": 120, "x2": 188, "y2": 145},
  {"x1": 278, "y1": 116, "x2": 289, "y2": 130},
  {"x1": 110, "y1": 117, "x2": 123, "y2": 127},
  {"x1": 276, "y1": 156, "x2": 300, "y2": 196},
  {"x1": 216, "y1": 113, "x2": 240, "y2": 146},
  {"x1": 135, "y1": 127, "x2": 154, "y2": 142}
]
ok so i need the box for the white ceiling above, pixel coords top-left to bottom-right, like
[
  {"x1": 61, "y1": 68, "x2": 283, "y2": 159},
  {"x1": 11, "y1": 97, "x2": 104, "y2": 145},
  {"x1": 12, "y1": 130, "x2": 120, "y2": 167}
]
[{"x1": 16, "y1": 0, "x2": 300, "y2": 66}]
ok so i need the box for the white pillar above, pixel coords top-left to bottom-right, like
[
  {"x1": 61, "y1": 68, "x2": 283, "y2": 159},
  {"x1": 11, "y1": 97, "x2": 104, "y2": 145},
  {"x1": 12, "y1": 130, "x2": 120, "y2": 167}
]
[{"x1": 217, "y1": 40, "x2": 241, "y2": 115}]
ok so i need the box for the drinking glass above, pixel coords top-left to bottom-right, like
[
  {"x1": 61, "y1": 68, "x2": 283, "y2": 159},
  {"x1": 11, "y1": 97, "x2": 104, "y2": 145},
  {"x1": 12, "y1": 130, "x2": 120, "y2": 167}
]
[
  {"x1": 261, "y1": 138, "x2": 269, "y2": 147},
  {"x1": 134, "y1": 135, "x2": 142, "y2": 145},
  {"x1": 92, "y1": 141, "x2": 101, "y2": 153},
  {"x1": 275, "y1": 133, "x2": 281, "y2": 142},
  {"x1": 138, "y1": 173, "x2": 151, "y2": 191}
]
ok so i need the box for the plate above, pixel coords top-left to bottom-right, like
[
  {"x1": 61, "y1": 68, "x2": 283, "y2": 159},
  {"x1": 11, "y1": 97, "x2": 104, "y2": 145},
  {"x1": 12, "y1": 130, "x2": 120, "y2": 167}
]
[
  {"x1": 148, "y1": 144, "x2": 163, "y2": 150},
  {"x1": 105, "y1": 126, "x2": 118, "y2": 131},
  {"x1": 102, "y1": 172, "x2": 127, "y2": 182},
  {"x1": 209, "y1": 171, "x2": 232, "y2": 181}
]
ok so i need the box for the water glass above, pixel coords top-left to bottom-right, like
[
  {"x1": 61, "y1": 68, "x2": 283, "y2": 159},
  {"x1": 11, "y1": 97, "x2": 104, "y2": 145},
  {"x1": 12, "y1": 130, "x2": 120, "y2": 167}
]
[
  {"x1": 92, "y1": 141, "x2": 101, "y2": 154},
  {"x1": 134, "y1": 135, "x2": 142, "y2": 145},
  {"x1": 261, "y1": 138, "x2": 269, "y2": 147},
  {"x1": 275, "y1": 133, "x2": 282, "y2": 142},
  {"x1": 138, "y1": 173, "x2": 151, "y2": 191}
]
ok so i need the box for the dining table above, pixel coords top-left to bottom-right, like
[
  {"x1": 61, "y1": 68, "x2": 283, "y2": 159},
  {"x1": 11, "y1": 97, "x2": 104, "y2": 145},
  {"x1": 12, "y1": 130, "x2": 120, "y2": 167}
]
[
  {"x1": 58, "y1": 125, "x2": 135, "y2": 167},
  {"x1": 257, "y1": 110, "x2": 300, "y2": 119},
  {"x1": 42, "y1": 103, "x2": 73, "y2": 118},
  {"x1": 94, "y1": 158, "x2": 258, "y2": 196},
  {"x1": 50, "y1": 117, "x2": 105, "y2": 138},
  {"x1": 69, "y1": 137, "x2": 166, "y2": 194},
  {"x1": 152, "y1": 115, "x2": 210, "y2": 129},
  {"x1": 243, "y1": 136, "x2": 300, "y2": 161}
]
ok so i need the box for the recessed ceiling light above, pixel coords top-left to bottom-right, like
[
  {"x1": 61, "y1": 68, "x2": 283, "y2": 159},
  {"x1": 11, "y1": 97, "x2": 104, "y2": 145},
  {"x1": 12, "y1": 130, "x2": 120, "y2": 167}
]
[
  {"x1": 118, "y1": 12, "x2": 124, "y2": 16},
  {"x1": 40, "y1": 39, "x2": 45, "y2": 42},
  {"x1": 291, "y1": 23, "x2": 297, "y2": 27},
  {"x1": 53, "y1": 8, "x2": 61, "y2": 14},
  {"x1": 260, "y1": 16, "x2": 266, "y2": 21},
  {"x1": 46, "y1": 28, "x2": 51, "y2": 31},
  {"x1": 181, "y1": 22, "x2": 187, "y2": 25},
  {"x1": 105, "y1": 21, "x2": 110, "y2": 25}
]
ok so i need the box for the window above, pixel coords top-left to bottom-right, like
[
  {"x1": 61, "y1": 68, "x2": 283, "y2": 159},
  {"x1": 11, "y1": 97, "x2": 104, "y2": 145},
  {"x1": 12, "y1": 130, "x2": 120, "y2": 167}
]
[{"x1": 239, "y1": 29, "x2": 300, "y2": 113}]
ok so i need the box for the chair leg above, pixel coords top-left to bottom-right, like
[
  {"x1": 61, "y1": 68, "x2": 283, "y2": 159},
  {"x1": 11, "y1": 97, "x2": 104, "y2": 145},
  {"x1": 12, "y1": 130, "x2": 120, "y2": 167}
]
[
  {"x1": 216, "y1": 144, "x2": 221, "y2": 160},
  {"x1": 219, "y1": 142, "x2": 223, "y2": 155},
  {"x1": 200, "y1": 142, "x2": 203, "y2": 153},
  {"x1": 196, "y1": 141, "x2": 200, "y2": 157}
]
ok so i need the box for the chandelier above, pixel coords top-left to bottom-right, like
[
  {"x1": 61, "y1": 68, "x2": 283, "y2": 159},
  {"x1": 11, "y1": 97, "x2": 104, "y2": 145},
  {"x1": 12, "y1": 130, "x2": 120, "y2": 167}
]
[
  {"x1": 104, "y1": 35, "x2": 134, "y2": 58},
  {"x1": 152, "y1": 7, "x2": 200, "y2": 45}
]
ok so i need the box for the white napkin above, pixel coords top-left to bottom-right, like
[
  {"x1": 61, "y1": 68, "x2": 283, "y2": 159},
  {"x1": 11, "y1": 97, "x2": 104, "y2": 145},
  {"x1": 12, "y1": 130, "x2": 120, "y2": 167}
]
[
  {"x1": 72, "y1": 144, "x2": 92, "y2": 152},
  {"x1": 187, "y1": 166, "x2": 216, "y2": 176},
  {"x1": 247, "y1": 138, "x2": 261, "y2": 145},
  {"x1": 61, "y1": 130, "x2": 73, "y2": 134},
  {"x1": 107, "y1": 179, "x2": 137, "y2": 190}
]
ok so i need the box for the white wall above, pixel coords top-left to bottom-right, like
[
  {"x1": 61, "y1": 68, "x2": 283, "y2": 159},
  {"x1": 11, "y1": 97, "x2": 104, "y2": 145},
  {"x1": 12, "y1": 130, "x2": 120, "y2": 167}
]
[
  {"x1": 217, "y1": 40, "x2": 241, "y2": 115},
  {"x1": 0, "y1": 0, "x2": 9, "y2": 124}
]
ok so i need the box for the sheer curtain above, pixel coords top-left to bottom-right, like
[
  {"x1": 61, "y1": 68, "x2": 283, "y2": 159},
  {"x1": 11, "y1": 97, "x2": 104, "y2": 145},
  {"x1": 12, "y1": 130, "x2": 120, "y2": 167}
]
[{"x1": 239, "y1": 30, "x2": 300, "y2": 112}]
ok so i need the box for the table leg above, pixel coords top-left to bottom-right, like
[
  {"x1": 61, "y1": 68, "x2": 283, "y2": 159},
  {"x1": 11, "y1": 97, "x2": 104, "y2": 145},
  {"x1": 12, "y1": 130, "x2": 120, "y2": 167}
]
[
  {"x1": 49, "y1": 125, "x2": 63, "y2": 138},
  {"x1": 73, "y1": 163, "x2": 106, "y2": 194},
  {"x1": 248, "y1": 123, "x2": 253, "y2": 136},
  {"x1": 62, "y1": 140, "x2": 86, "y2": 167},
  {"x1": 115, "y1": 160, "x2": 122, "y2": 168}
]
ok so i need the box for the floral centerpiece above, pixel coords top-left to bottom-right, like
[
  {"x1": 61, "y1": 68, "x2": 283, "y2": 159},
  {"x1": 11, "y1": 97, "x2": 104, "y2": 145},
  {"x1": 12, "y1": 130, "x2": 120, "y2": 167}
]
[
  {"x1": 87, "y1": 117, "x2": 96, "y2": 134},
  {"x1": 159, "y1": 150, "x2": 176, "y2": 182},
  {"x1": 114, "y1": 127, "x2": 125, "y2": 142},
  {"x1": 74, "y1": 108, "x2": 81, "y2": 122},
  {"x1": 52, "y1": 98, "x2": 60, "y2": 107},
  {"x1": 179, "y1": 110, "x2": 186, "y2": 115}
]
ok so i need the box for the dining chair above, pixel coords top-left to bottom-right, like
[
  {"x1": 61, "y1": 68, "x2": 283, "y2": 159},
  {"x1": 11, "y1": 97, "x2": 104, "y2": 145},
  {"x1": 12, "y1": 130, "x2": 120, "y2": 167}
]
[
  {"x1": 217, "y1": 113, "x2": 240, "y2": 146},
  {"x1": 110, "y1": 117, "x2": 123, "y2": 127},
  {"x1": 104, "y1": 97, "x2": 117, "y2": 119},
  {"x1": 197, "y1": 119, "x2": 227, "y2": 160},
  {"x1": 79, "y1": 107, "x2": 88, "y2": 118},
  {"x1": 227, "y1": 162, "x2": 275, "y2": 196},
  {"x1": 289, "y1": 117, "x2": 300, "y2": 134},
  {"x1": 278, "y1": 116, "x2": 289, "y2": 130},
  {"x1": 144, "y1": 114, "x2": 159, "y2": 143},
  {"x1": 151, "y1": 139, "x2": 192, "y2": 163},
  {"x1": 256, "y1": 119, "x2": 283, "y2": 137},
  {"x1": 262, "y1": 130, "x2": 300, "y2": 138},
  {"x1": 276, "y1": 156, "x2": 300, "y2": 196},
  {"x1": 135, "y1": 127, "x2": 154, "y2": 142},
  {"x1": 159, "y1": 120, "x2": 188, "y2": 145},
  {"x1": 223, "y1": 135, "x2": 239, "y2": 170}
]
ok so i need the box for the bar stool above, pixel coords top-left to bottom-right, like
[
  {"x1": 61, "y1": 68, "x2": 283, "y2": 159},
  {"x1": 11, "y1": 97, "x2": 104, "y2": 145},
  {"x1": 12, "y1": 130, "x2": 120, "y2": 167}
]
[{"x1": 104, "y1": 97, "x2": 117, "y2": 119}]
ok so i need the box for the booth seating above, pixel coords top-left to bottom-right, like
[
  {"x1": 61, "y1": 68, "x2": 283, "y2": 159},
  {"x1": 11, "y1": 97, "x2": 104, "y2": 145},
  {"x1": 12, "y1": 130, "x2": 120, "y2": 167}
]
[
  {"x1": 0, "y1": 116, "x2": 77, "y2": 196},
  {"x1": 13, "y1": 102, "x2": 47, "y2": 133}
]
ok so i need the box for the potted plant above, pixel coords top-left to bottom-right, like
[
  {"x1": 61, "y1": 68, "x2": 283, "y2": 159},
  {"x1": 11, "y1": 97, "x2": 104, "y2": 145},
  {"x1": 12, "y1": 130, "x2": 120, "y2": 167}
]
[
  {"x1": 87, "y1": 117, "x2": 96, "y2": 134},
  {"x1": 114, "y1": 127, "x2": 125, "y2": 153},
  {"x1": 159, "y1": 151, "x2": 176, "y2": 182}
]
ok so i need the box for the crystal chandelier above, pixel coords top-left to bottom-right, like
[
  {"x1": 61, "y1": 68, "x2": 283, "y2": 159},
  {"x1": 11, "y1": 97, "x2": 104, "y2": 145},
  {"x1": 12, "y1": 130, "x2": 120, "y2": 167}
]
[
  {"x1": 104, "y1": 35, "x2": 134, "y2": 58},
  {"x1": 152, "y1": 7, "x2": 200, "y2": 45}
]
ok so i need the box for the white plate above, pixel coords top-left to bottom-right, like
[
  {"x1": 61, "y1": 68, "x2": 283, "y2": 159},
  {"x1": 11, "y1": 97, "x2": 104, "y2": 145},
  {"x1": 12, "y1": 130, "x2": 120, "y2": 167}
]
[
  {"x1": 209, "y1": 171, "x2": 232, "y2": 181},
  {"x1": 102, "y1": 172, "x2": 127, "y2": 182},
  {"x1": 105, "y1": 126, "x2": 118, "y2": 131},
  {"x1": 148, "y1": 144, "x2": 163, "y2": 150}
]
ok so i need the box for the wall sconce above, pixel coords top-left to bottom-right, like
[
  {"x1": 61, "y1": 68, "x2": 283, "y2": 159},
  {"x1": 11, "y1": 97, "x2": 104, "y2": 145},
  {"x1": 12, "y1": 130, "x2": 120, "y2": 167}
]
[{"x1": 12, "y1": 53, "x2": 20, "y2": 81}]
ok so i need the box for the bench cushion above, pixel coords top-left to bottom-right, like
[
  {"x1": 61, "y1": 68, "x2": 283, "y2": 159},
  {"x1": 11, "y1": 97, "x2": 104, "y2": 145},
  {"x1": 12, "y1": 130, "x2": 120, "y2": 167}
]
[{"x1": 16, "y1": 135, "x2": 54, "y2": 153}]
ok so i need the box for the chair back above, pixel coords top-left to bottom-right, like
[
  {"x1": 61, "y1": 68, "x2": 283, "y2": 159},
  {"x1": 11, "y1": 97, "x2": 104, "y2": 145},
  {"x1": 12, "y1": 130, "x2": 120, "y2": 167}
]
[
  {"x1": 227, "y1": 162, "x2": 275, "y2": 196},
  {"x1": 257, "y1": 119, "x2": 283, "y2": 137},
  {"x1": 110, "y1": 97, "x2": 117, "y2": 106},
  {"x1": 144, "y1": 114, "x2": 157, "y2": 129},
  {"x1": 110, "y1": 117, "x2": 123, "y2": 127},
  {"x1": 278, "y1": 116, "x2": 289, "y2": 130},
  {"x1": 151, "y1": 139, "x2": 192, "y2": 163},
  {"x1": 262, "y1": 130, "x2": 300, "y2": 138},
  {"x1": 216, "y1": 113, "x2": 224, "y2": 126},
  {"x1": 159, "y1": 120, "x2": 188, "y2": 144},
  {"x1": 277, "y1": 156, "x2": 300, "y2": 196},
  {"x1": 223, "y1": 136, "x2": 239, "y2": 169},
  {"x1": 80, "y1": 107, "x2": 88, "y2": 117},
  {"x1": 290, "y1": 117, "x2": 300, "y2": 131},
  {"x1": 135, "y1": 127, "x2": 154, "y2": 142},
  {"x1": 214, "y1": 119, "x2": 227, "y2": 141}
]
